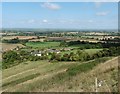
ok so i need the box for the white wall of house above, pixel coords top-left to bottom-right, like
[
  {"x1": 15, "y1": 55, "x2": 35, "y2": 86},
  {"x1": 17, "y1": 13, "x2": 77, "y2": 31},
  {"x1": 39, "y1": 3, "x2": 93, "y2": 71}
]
[{"x1": 35, "y1": 53, "x2": 42, "y2": 56}]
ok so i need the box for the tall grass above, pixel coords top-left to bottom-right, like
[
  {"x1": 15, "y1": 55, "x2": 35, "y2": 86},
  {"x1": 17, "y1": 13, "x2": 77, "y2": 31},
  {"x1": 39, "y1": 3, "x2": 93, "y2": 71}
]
[
  {"x1": 67, "y1": 57, "x2": 109, "y2": 76},
  {"x1": 3, "y1": 73, "x2": 40, "y2": 87},
  {"x1": 14, "y1": 57, "x2": 110, "y2": 91}
]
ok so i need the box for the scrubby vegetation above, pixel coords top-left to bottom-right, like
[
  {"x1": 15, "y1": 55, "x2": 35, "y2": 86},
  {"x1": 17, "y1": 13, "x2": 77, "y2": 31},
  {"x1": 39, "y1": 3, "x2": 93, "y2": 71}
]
[
  {"x1": 61, "y1": 40, "x2": 120, "y2": 48},
  {"x1": 67, "y1": 57, "x2": 109, "y2": 76},
  {"x1": 2, "y1": 56, "x2": 118, "y2": 92},
  {"x1": 2, "y1": 46, "x2": 120, "y2": 69}
]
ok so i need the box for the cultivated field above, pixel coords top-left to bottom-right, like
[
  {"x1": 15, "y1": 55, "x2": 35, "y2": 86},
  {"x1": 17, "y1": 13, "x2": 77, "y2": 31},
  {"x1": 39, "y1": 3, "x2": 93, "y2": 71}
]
[
  {"x1": 2, "y1": 36, "x2": 37, "y2": 40},
  {"x1": 1, "y1": 43, "x2": 25, "y2": 52},
  {"x1": 2, "y1": 57, "x2": 118, "y2": 92}
]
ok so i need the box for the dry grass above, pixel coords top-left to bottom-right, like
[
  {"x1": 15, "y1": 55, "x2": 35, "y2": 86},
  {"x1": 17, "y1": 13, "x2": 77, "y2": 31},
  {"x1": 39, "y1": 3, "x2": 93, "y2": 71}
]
[
  {"x1": 2, "y1": 57, "x2": 118, "y2": 92},
  {"x1": 2, "y1": 36, "x2": 37, "y2": 40},
  {"x1": 1, "y1": 43, "x2": 25, "y2": 52},
  {"x1": 47, "y1": 57, "x2": 118, "y2": 92}
]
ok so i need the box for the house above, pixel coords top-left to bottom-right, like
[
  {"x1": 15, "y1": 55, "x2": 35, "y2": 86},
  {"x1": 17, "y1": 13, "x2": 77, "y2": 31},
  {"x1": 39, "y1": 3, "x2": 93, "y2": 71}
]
[
  {"x1": 46, "y1": 49, "x2": 60, "y2": 54},
  {"x1": 31, "y1": 51, "x2": 42, "y2": 57},
  {"x1": 63, "y1": 48, "x2": 71, "y2": 51},
  {"x1": 35, "y1": 53, "x2": 42, "y2": 56}
]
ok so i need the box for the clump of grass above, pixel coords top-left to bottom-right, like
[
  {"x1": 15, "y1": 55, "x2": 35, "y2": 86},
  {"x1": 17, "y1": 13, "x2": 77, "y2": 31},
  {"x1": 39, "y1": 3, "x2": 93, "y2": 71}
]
[
  {"x1": 6, "y1": 57, "x2": 110, "y2": 92},
  {"x1": 67, "y1": 57, "x2": 109, "y2": 76},
  {"x1": 3, "y1": 73, "x2": 40, "y2": 87},
  {"x1": 23, "y1": 57, "x2": 110, "y2": 91}
]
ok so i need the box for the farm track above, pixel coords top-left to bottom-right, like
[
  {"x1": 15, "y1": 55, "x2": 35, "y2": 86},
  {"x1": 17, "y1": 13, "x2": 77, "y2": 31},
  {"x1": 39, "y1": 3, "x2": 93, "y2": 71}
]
[
  {"x1": 3, "y1": 62, "x2": 49, "y2": 81},
  {"x1": 3, "y1": 68, "x2": 67, "y2": 92},
  {"x1": 47, "y1": 57, "x2": 118, "y2": 92}
]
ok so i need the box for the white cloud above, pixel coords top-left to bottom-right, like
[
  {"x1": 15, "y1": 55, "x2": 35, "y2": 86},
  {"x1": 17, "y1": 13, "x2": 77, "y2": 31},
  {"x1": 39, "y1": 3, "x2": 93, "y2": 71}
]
[
  {"x1": 43, "y1": 19, "x2": 48, "y2": 23},
  {"x1": 41, "y1": 2, "x2": 61, "y2": 10},
  {"x1": 94, "y1": 2, "x2": 102, "y2": 8},
  {"x1": 96, "y1": 11, "x2": 109, "y2": 16}
]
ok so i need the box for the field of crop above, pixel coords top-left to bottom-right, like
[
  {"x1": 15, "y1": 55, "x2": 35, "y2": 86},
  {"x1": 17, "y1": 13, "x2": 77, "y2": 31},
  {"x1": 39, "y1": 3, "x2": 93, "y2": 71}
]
[
  {"x1": 2, "y1": 36, "x2": 37, "y2": 40},
  {"x1": 26, "y1": 42, "x2": 60, "y2": 48},
  {"x1": 2, "y1": 57, "x2": 118, "y2": 92},
  {"x1": 1, "y1": 43, "x2": 25, "y2": 52}
]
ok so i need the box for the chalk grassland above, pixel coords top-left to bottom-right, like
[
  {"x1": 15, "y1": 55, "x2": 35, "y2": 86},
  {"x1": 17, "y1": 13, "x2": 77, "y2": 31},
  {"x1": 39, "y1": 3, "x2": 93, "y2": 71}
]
[{"x1": 2, "y1": 57, "x2": 118, "y2": 92}]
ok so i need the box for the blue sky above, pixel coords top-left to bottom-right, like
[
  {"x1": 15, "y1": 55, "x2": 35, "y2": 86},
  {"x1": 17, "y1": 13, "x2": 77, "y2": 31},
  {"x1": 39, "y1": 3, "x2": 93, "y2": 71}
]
[{"x1": 2, "y1": 2, "x2": 118, "y2": 29}]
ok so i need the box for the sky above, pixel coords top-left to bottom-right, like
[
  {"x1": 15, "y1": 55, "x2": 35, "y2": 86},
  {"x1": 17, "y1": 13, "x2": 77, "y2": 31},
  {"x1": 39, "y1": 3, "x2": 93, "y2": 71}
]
[{"x1": 2, "y1": 2, "x2": 118, "y2": 29}]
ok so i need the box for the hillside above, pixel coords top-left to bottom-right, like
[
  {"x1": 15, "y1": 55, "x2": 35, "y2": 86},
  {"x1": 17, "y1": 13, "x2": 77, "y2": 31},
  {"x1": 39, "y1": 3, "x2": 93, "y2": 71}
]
[{"x1": 2, "y1": 56, "x2": 118, "y2": 92}]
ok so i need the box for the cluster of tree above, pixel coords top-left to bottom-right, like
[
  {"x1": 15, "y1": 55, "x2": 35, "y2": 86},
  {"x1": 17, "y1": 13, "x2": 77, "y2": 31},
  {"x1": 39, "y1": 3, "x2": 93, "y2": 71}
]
[
  {"x1": 2, "y1": 51, "x2": 21, "y2": 69},
  {"x1": 2, "y1": 46, "x2": 120, "y2": 69},
  {"x1": 49, "y1": 47, "x2": 120, "y2": 62},
  {"x1": 100, "y1": 38, "x2": 120, "y2": 43},
  {"x1": 60, "y1": 40, "x2": 120, "y2": 48},
  {"x1": 2, "y1": 38, "x2": 28, "y2": 44},
  {"x1": 60, "y1": 41, "x2": 102, "y2": 49},
  {"x1": 2, "y1": 50, "x2": 31, "y2": 69},
  {"x1": 49, "y1": 51, "x2": 92, "y2": 62},
  {"x1": 94, "y1": 47, "x2": 120, "y2": 58},
  {"x1": 2, "y1": 50, "x2": 48, "y2": 69},
  {"x1": 2, "y1": 37, "x2": 20, "y2": 43}
]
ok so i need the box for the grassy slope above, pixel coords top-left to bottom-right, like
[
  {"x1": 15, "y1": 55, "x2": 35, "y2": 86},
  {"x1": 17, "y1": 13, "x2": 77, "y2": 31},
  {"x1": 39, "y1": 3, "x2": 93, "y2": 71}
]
[{"x1": 2, "y1": 57, "x2": 118, "y2": 92}]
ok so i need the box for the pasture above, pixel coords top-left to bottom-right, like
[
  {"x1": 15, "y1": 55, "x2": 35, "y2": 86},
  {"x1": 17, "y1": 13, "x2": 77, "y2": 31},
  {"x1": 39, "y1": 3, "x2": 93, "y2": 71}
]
[
  {"x1": 26, "y1": 42, "x2": 60, "y2": 48},
  {"x1": 2, "y1": 57, "x2": 118, "y2": 92}
]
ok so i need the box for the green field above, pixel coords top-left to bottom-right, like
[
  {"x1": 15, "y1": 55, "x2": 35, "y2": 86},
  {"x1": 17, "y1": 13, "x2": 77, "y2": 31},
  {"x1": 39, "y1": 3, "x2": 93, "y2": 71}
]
[
  {"x1": 26, "y1": 42, "x2": 60, "y2": 48},
  {"x1": 62, "y1": 49, "x2": 102, "y2": 55},
  {"x1": 84, "y1": 49, "x2": 102, "y2": 55},
  {"x1": 2, "y1": 57, "x2": 118, "y2": 92}
]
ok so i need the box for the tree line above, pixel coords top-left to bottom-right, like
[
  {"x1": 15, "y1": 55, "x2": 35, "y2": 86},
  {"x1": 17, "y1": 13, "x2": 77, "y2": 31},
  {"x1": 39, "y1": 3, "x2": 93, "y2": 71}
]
[
  {"x1": 60, "y1": 40, "x2": 120, "y2": 48},
  {"x1": 2, "y1": 46, "x2": 120, "y2": 69}
]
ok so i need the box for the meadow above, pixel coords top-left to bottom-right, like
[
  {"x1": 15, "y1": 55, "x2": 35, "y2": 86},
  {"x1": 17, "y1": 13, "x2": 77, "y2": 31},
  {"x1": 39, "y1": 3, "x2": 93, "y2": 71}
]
[
  {"x1": 2, "y1": 57, "x2": 118, "y2": 92},
  {"x1": 26, "y1": 42, "x2": 60, "y2": 48}
]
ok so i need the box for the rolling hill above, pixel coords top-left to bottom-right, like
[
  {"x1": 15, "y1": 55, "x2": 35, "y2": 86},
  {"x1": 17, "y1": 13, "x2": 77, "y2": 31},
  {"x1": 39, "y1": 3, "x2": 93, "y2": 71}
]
[{"x1": 2, "y1": 56, "x2": 118, "y2": 92}]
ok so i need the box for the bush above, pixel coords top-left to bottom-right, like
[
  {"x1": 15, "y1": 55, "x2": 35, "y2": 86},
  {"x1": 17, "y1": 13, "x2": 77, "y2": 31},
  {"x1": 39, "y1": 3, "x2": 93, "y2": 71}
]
[{"x1": 67, "y1": 57, "x2": 109, "y2": 76}]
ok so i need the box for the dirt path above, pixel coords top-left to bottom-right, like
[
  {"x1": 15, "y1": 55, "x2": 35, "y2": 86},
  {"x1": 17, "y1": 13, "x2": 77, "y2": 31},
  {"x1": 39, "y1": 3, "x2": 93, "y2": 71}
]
[
  {"x1": 21, "y1": 68, "x2": 67, "y2": 84},
  {"x1": 3, "y1": 69, "x2": 35, "y2": 81},
  {"x1": 91, "y1": 56, "x2": 118, "y2": 74},
  {"x1": 3, "y1": 63, "x2": 49, "y2": 81},
  {"x1": 2, "y1": 57, "x2": 118, "y2": 92},
  {"x1": 3, "y1": 68, "x2": 67, "y2": 92},
  {"x1": 47, "y1": 57, "x2": 118, "y2": 92}
]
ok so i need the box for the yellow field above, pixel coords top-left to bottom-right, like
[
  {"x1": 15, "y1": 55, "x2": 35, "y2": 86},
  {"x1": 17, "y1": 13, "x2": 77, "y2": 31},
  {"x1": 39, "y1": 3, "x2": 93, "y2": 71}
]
[
  {"x1": 1, "y1": 43, "x2": 25, "y2": 52},
  {"x1": 2, "y1": 36, "x2": 37, "y2": 40}
]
